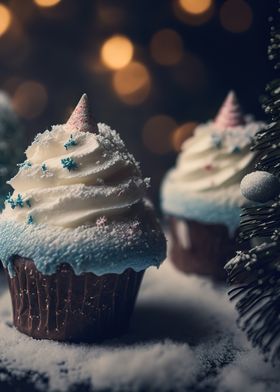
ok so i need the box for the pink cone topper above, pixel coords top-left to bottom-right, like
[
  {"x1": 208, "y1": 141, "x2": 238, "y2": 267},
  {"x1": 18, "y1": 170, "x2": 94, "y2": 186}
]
[
  {"x1": 214, "y1": 91, "x2": 245, "y2": 129},
  {"x1": 66, "y1": 94, "x2": 98, "y2": 133}
]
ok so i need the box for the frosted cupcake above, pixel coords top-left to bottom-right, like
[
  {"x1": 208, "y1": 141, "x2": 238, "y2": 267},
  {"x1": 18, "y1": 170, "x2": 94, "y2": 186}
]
[
  {"x1": 161, "y1": 91, "x2": 264, "y2": 280},
  {"x1": 0, "y1": 94, "x2": 166, "y2": 342}
]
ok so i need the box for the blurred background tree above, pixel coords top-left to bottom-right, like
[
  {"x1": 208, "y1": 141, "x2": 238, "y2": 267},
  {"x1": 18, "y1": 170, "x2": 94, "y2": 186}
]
[{"x1": 0, "y1": 0, "x2": 274, "y2": 208}]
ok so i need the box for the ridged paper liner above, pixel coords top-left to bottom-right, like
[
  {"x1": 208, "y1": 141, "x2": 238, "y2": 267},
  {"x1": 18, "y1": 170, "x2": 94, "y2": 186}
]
[
  {"x1": 167, "y1": 216, "x2": 242, "y2": 281},
  {"x1": 6, "y1": 258, "x2": 144, "y2": 342}
]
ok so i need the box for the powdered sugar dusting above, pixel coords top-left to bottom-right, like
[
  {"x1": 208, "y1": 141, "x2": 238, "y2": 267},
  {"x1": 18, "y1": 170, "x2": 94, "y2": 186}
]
[{"x1": 0, "y1": 202, "x2": 166, "y2": 277}]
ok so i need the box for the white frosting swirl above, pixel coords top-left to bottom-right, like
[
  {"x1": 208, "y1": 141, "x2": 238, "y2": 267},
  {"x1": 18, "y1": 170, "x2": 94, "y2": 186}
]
[
  {"x1": 165, "y1": 120, "x2": 264, "y2": 195},
  {"x1": 161, "y1": 118, "x2": 265, "y2": 232},
  {"x1": 2, "y1": 123, "x2": 148, "y2": 227}
]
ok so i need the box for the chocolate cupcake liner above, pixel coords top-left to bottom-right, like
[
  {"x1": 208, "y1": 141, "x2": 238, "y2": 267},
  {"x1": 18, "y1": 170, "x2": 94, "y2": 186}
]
[
  {"x1": 6, "y1": 257, "x2": 144, "y2": 342},
  {"x1": 167, "y1": 216, "x2": 249, "y2": 281}
]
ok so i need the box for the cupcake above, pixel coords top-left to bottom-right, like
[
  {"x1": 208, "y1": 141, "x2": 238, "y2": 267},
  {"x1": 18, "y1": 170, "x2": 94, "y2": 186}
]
[
  {"x1": 161, "y1": 91, "x2": 264, "y2": 280},
  {"x1": 0, "y1": 94, "x2": 166, "y2": 342}
]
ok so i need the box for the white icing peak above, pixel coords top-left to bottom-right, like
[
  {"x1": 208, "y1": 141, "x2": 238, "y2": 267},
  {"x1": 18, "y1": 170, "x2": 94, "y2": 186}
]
[
  {"x1": 163, "y1": 95, "x2": 265, "y2": 196},
  {"x1": 65, "y1": 94, "x2": 98, "y2": 134},
  {"x1": 2, "y1": 95, "x2": 148, "y2": 228},
  {"x1": 214, "y1": 91, "x2": 245, "y2": 130}
]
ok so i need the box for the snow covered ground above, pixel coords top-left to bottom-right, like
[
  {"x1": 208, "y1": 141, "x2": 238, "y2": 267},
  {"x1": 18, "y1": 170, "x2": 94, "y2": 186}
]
[{"x1": 0, "y1": 260, "x2": 280, "y2": 392}]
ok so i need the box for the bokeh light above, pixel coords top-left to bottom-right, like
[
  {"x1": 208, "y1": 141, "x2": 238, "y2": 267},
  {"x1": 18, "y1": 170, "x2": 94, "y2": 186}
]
[
  {"x1": 101, "y1": 35, "x2": 134, "y2": 70},
  {"x1": 113, "y1": 61, "x2": 151, "y2": 105},
  {"x1": 0, "y1": 5, "x2": 12, "y2": 38},
  {"x1": 150, "y1": 29, "x2": 184, "y2": 66},
  {"x1": 33, "y1": 0, "x2": 61, "y2": 7},
  {"x1": 172, "y1": 122, "x2": 198, "y2": 151},
  {"x1": 13, "y1": 81, "x2": 48, "y2": 119},
  {"x1": 220, "y1": 0, "x2": 253, "y2": 33},
  {"x1": 173, "y1": 0, "x2": 214, "y2": 25},
  {"x1": 179, "y1": 0, "x2": 212, "y2": 15},
  {"x1": 142, "y1": 115, "x2": 177, "y2": 155}
]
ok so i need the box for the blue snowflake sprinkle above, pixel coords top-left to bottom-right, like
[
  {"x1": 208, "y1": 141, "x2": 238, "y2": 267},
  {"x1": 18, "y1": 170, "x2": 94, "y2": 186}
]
[
  {"x1": 15, "y1": 194, "x2": 24, "y2": 208},
  {"x1": 6, "y1": 192, "x2": 16, "y2": 209},
  {"x1": 9, "y1": 201, "x2": 16, "y2": 209},
  {"x1": 64, "y1": 135, "x2": 77, "y2": 150},
  {"x1": 17, "y1": 160, "x2": 32, "y2": 170},
  {"x1": 61, "y1": 157, "x2": 78, "y2": 171},
  {"x1": 41, "y1": 163, "x2": 47, "y2": 173},
  {"x1": 27, "y1": 215, "x2": 34, "y2": 224},
  {"x1": 230, "y1": 146, "x2": 241, "y2": 154},
  {"x1": 211, "y1": 134, "x2": 223, "y2": 149},
  {"x1": 5, "y1": 192, "x2": 13, "y2": 201}
]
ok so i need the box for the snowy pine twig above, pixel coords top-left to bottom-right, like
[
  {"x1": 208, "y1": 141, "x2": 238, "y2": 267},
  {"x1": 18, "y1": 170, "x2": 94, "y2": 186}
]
[{"x1": 226, "y1": 3, "x2": 280, "y2": 364}]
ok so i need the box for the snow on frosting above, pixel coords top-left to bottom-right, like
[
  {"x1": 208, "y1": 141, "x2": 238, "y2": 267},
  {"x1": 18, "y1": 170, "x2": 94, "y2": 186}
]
[
  {"x1": 0, "y1": 94, "x2": 166, "y2": 275},
  {"x1": 161, "y1": 91, "x2": 265, "y2": 231},
  {"x1": 2, "y1": 123, "x2": 148, "y2": 227},
  {"x1": 0, "y1": 204, "x2": 166, "y2": 277}
]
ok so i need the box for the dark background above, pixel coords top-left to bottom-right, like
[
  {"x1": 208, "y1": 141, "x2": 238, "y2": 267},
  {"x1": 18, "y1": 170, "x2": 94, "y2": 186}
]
[{"x1": 0, "y1": 0, "x2": 276, "y2": 207}]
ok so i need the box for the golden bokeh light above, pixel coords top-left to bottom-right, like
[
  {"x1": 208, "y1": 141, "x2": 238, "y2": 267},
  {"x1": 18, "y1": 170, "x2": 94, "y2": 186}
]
[
  {"x1": 13, "y1": 81, "x2": 48, "y2": 119},
  {"x1": 142, "y1": 115, "x2": 177, "y2": 155},
  {"x1": 33, "y1": 0, "x2": 61, "y2": 7},
  {"x1": 173, "y1": 0, "x2": 214, "y2": 26},
  {"x1": 0, "y1": 5, "x2": 12, "y2": 37},
  {"x1": 113, "y1": 61, "x2": 151, "y2": 105},
  {"x1": 220, "y1": 0, "x2": 253, "y2": 33},
  {"x1": 101, "y1": 35, "x2": 134, "y2": 70},
  {"x1": 172, "y1": 122, "x2": 198, "y2": 151},
  {"x1": 179, "y1": 0, "x2": 212, "y2": 15},
  {"x1": 150, "y1": 29, "x2": 184, "y2": 66}
]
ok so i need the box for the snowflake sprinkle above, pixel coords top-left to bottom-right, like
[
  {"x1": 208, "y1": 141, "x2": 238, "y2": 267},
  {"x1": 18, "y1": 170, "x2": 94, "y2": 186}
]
[
  {"x1": 41, "y1": 163, "x2": 47, "y2": 173},
  {"x1": 5, "y1": 192, "x2": 12, "y2": 201},
  {"x1": 230, "y1": 145, "x2": 241, "y2": 154},
  {"x1": 61, "y1": 157, "x2": 78, "y2": 171},
  {"x1": 211, "y1": 134, "x2": 223, "y2": 148},
  {"x1": 15, "y1": 194, "x2": 24, "y2": 208},
  {"x1": 204, "y1": 164, "x2": 214, "y2": 171},
  {"x1": 96, "y1": 216, "x2": 107, "y2": 226},
  {"x1": 27, "y1": 214, "x2": 34, "y2": 224},
  {"x1": 26, "y1": 199, "x2": 32, "y2": 208},
  {"x1": 64, "y1": 135, "x2": 77, "y2": 150},
  {"x1": 17, "y1": 160, "x2": 32, "y2": 170},
  {"x1": 6, "y1": 192, "x2": 16, "y2": 209}
]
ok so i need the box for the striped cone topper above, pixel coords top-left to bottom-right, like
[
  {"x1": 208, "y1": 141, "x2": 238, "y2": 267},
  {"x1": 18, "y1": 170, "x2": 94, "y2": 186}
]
[
  {"x1": 214, "y1": 91, "x2": 245, "y2": 129},
  {"x1": 66, "y1": 94, "x2": 98, "y2": 133}
]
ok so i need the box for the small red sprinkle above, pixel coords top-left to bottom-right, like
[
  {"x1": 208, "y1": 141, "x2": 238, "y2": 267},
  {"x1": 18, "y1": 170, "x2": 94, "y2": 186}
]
[{"x1": 204, "y1": 164, "x2": 213, "y2": 171}]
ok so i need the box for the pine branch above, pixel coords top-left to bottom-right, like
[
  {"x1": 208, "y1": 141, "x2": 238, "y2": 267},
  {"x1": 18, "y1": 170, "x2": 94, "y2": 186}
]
[
  {"x1": 227, "y1": 1, "x2": 280, "y2": 364},
  {"x1": 250, "y1": 79, "x2": 280, "y2": 174},
  {"x1": 238, "y1": 201, "x2": 280, "y2": 241},
  {"x1": 226, "y1": 243, "x2": 280, "y2": 364}
]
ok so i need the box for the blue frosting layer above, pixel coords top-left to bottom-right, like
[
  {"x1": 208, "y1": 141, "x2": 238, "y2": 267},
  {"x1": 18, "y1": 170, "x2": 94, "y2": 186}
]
[
  {"x1": 161, "y1": 192, "x2": 241, "y2": 237},
  {"x1": 0, "y1": 213, "x2": 166, "y2": 277}
]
